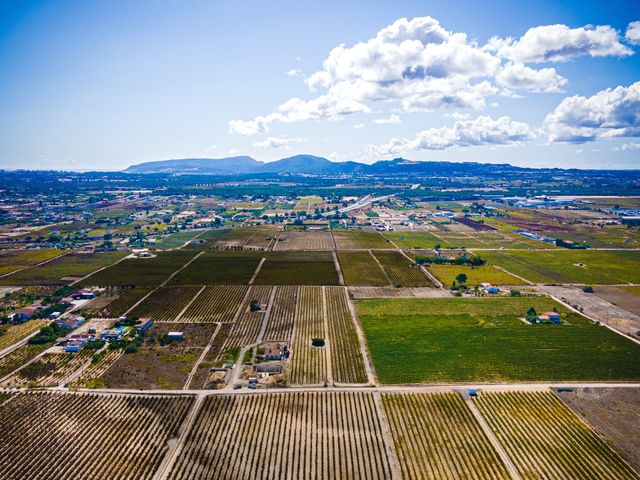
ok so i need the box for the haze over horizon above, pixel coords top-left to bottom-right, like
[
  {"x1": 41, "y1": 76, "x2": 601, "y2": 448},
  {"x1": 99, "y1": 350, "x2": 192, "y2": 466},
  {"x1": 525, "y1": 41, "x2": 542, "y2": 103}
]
[{"x1": 0, "y1": 0, "x2": 639, "y2": 171}]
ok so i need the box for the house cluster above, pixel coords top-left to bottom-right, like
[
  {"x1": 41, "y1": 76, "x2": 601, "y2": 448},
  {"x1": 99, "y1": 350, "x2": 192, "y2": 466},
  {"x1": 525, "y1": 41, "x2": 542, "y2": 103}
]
[
  {"x1": 100, "y1": 326, "x2": 132, "y2": 342},
  {"x1": 65, "y1": 333, "x2": 94, "y2": 352},
  {"x1": 8, "y1": 305, "x2": 42, "y2": 322},
  {"x1": 60, "y1": 288, "x2": 96, "y2": 304},
  {"x1": 55, "y1": 315, "x2": 85, "y2": 330},
  {"x1": 533, "y1": 311, "x2": 562, "y2": 324}
]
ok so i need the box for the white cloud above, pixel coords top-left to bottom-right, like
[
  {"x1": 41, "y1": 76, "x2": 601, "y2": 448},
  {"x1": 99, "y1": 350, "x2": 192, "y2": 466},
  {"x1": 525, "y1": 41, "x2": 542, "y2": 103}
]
[
  {"x1": 626, "y1": 21, "x2": 640, "y2": 45},
  {"x1": 371, "y1": 115, "x2": 533, "y2": 154},
  {"x1": 253, "y1": 136, "x2": 307, "y2": 149},
  {"x1": 487, "y1": 24, "x2": 632, "y2": 63},
  {"x1": 286, "y1": 69, "x2": 304, "y2": 78},
  {"x1": 544, "y1": 81, "x2": 640, "y2": 143},
  {"x1": 496, "y1": 62, "x2": 567, "y2": 93},
  {"x1": 229, "y1": 17, "x2": 633, "y2": 134},
  {"x1": 354, "y1": 123, "x2": 365, "y2": 129},
  {"x1": 373, "y1": 114, "x2": 402, "y2": 124},
  {"x1": 621, "y1": 142, "x2": 640, "y2": 151}
]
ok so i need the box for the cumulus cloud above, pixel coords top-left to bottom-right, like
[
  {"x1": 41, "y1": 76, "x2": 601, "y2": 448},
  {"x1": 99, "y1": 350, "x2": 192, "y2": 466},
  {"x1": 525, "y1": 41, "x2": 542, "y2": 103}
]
[
  {"x1": 486, "y1": 24, "x2": 632, "y2": 63},
  {"x1": 253, "y1": 136, "x2": 307, "y2": 149},
  {"x1": 627, "y1": 21, "x2": 640, "y2": 45},
  {"x1": 544, "y1": 81, "x2": 640, "y2": 143},
  {"x1": 354, "y1": 123, "x2": 365, "y2": 129},
  {"x1": 286, "y1": 69, "x2": 304, "y2": 78},
  {"x1": 370, "y1": 115, "x2": 533, "y2": 154},
  {"x1": 229, "y1": 17, "x2": 633, "y2": 134},
  {"x1": 496, "y1": 63, "x2": 567, "y2": 93},
  {"x1": 621, "y1": 142, "x2": 640, "y2": 151},
  {"x1": 373, "y1": 114, "x2": 402, "y2": 124}
]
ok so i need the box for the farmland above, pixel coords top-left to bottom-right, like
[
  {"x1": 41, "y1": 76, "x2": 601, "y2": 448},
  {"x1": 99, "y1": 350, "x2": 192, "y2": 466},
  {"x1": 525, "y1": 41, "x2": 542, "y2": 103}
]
[
  {"x1": 90, "y1": 287, "x2": 152, "y2": 318},
  {"x1": 0, "y1": 252, "x2": 126, "y2": 286},
  {"x1": 332, "y1": 230, "x2": 391, "y2": 249},
  {"x1": 427, "y1": 264, "x2": 527, "y2": 286},
  {"x1": 0, "y1": 392, "x2": 194, "y2": 480},
  {"x1": 0, "y1": 249, "x2": 62, "y2": 276},
  {"x1": 169, "y1": 251, "x2": 262, "y2": 285},
  {"x1": 264, "y1": 285, "x2": 298, "y2": 341},
  {"x1": 480, "y1": 249, "x2": 640, "y2": 284},
  {"x1": 339, "y1": 251, "x2": 390, "y2": 286},
  {"x1": 2, "y1": 350, "x2": 93, "y2": 387},
  {"x1": 81, "y1": 250, "x2": 196, "y2": 287},
  {"x1": 475, "y1": 391, "x2": 639, "y2": 479},
  {"x1": 326, "y1": 286, "x2": 368, "y2": 384},
  {"x1": 180, "y1": 285, "x2": 248, "y2": 323},
  {"x1": 0, "y1": 344, "x2": 48, "y2": 380},
  {"x1": 372, "y1": 250, "x2": 433, "y2": 287},
  {"x1": 358, "y1": 297, "x2": 640, "y2": 383},
  {"x1": 274, "y1": 230, "x2": 334, "y2": 250},
  {"x1": 168, "y1": 392, "x2": 393, "y2": 480},
  {"x1": 255, "y1": 251, "x2": 340, "y2": 285},
  {"x1": 289, "y1": 286, "x2": 327, "y2": 385},
  {"x1": 383, "y1": 231, "x2": 447, "y2": 249},
  {"x1": 383, "y1": 392, "x2": 511, "y2": 479},
  {"x1": 128, "y1": 286, "x2": 201, "y2": 321},
  {"x1": 222, "y1": 285, "x2": 273, "y2": 350},
  {"x1": 0, "y1": 319, "x2": 49, "y2": 352}
]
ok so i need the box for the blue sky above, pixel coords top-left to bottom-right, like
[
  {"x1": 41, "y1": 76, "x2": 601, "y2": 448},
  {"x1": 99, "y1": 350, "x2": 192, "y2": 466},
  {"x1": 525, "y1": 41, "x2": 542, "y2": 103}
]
[{"x1": 0, "y1": 0, "x2": 638, "y2": 170}]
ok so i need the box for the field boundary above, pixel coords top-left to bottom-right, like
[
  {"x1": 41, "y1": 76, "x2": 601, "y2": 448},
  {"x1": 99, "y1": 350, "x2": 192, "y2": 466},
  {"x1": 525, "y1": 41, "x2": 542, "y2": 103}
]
[
  {"x1": 183, "y1": 323, "x2": 222, "y2": 390},
  {"x1": 332, "y1": 250, "x2": 345, "y2": 286},
  {"x1": 345, "y1": 287, "x2": 377, "y2": 386}
]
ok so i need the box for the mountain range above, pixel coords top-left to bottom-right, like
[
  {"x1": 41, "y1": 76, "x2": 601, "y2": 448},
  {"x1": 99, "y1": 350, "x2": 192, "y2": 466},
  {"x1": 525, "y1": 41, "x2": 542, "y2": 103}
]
[{"x1": 124, "y1": 154, "x2": 533, "y2": 176}]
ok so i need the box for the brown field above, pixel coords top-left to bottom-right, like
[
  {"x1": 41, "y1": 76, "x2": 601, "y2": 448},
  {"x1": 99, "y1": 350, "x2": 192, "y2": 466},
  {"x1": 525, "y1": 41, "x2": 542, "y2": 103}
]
[{"x1": 273, "y1": 230, "x2": 335, "y2": 250}]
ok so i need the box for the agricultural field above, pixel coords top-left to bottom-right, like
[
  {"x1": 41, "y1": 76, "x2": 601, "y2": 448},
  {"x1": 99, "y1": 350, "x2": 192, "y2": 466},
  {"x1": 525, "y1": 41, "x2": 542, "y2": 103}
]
[
  {"x1": 183, "y1": 228, "x2": 230, "y2": 250},
  {"x1": 2, "y1": 350, "x2": 93, "y2": 387},
  {"x1": 383, "y1": 231, "x2": 448, "y2": 249},
  {"x1": 372, "y1": 250, "x2": 433, "y2": 287},
  {"x1": 289, "y1": 286, "x2": 327, "y2": 385},
  {"x1": 168, "y1": 392, "x2": 393, "y2": 480},
  {"x1": 90, "y1": 287, "x2": 153, "y2": 318},
  {"x1": 180, "y1": 285, "x2": 248, "y2": 323},
  {"x1": 0, "y1": 319, "x2": 49, "y2": 352},
  {"x1": 558, "y1": 387, "x2": 640, "y2": 472},
  {"x1": 480, "y1": 249, "x2": 640, "y2": 284},
  {"x1": 0, "y1": 344, "x2": 48, "y2": 380},
  {"x1": 0, "y1": 392, "x2": 193, "y2": 480},
  {"x1": 273, "y1": 230, "x2": 334, "y2": 250},
  {"x1": 475, "y1": 390, "x2": 639, "y2": 480},
  {"x1": 0, "y1": 252, "x2": 126, "y2": 286},
  {"x1": 101, "y1": 324, "x2": 213, "y2": 390},
  {"x1": 155, "y1": 230, "x2": 204, "y2": 249},
  {"x1": 325, "y1": 286, "x2": 368, "y2": 384},
  {"x1": 338, "y1": 251, "x2": 390, "y2": 286},
  {"x1": 128, "y1": 286, "x2": 201, "y2": 322},
  {"x1": 169, "y1": 251, "x2": 262, "y2": 285},
  {"x1": 0, "y1": 249, "x2": 63, "y2": 276},
  {"x1": 255, "y1": 251, "x2": 340, "y2": 285},
  {"x1": 72, "y1": 349, "x2": 124, "y2": 388},
  {"x1": 81, "y1": 250, "x2": 196, "y2": 287},
  {"x1": 332, "y1": 229, "x2": 391, "y2": 249},
  {"x1": 427, "y1": 264, "x2": 527, "y2": 286},
  {"x1": 358, "y1": 297, "x2": 640, "y2": 384},
  {"x1": 383, "y1": 392, "x2": 511, "y2": 479},
  {"x1": 222, "y1": 285, "x2": 273, "y2": 350},
  {"x1": 215, "y1": 226, "x2": 279, "y2": 250},
  {"x1": 188, "y1": 323, "x2": 232, "y2": 389},
  {"x1": 264, "y1": 285, "x2": 298, "y2": 341}
]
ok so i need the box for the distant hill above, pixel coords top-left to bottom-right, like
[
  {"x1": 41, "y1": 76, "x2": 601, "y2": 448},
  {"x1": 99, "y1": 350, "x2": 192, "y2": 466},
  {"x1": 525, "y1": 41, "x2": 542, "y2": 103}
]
[
  {"x1": 123, "y1": 156, "x2": 261, "y2": 174},
  {"x1": 123, "y1": 154, "x2": 533, "y2": 176}
]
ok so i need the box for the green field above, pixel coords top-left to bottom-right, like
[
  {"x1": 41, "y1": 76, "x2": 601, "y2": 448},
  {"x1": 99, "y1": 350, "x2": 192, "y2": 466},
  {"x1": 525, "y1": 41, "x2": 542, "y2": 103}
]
[
  {"x1": 382, "y1": 232, "x2": 448, "y2": 249},
  {"x1": 0, "y1": 252, "x2": 126, "y2": 286},
  {"x1": 155, "y1": 230, "x2": 203, "y2": 249},
  {"x1": 332, "y1": 230, "x2": 391, "y2": 249},
  {"x1": 170, "y1": 251, "x2": 262, "y2": 285},
  {"x1": 255, "y1": 251, "x2": 339, "y2": 285},
  {"x1": 0, "y1": 250, "x2": 63, "y2": 276},
  {"x1": 358, "y1": 297, "x2": 640, "y2": 384},
  {"x1": 338, "y1": 251, "x2": 389, "y2": 286},
  {"x1": 427, "y1": 264, "x2": 526, "y2": 286},
  {"x1": 81, "y1": 251, "x2": 196, "y2": 287},
  {"x1": 481, "y1": 250, "x2": 640, "y2": 284}
]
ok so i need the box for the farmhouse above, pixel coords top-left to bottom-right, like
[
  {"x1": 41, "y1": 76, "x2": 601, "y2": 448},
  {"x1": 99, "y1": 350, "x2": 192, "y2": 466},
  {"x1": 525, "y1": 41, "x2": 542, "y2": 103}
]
[
  {"x1": 135, "y1": 317, "x2": 154, "y2": 333},
  {"x1": 100, "y1": 326, "x2": 130, "y2": 342},
  {"x1": 55, "y1": 316, "x2": 85, "y2": 330},
  {"x1": 10, "y1": 305, "x2": 41, "y2": 321},
  {"x1": 71, "y1": 289, "x2": 96, "y2": 300},
  {"x1": 535, "y1": 312, "x2": 562, "y2": 324},
  {"x1": 264, "y1": 343, "x2": 289, "y2": 361},
  {"x1": 167, "y1": 331, "x2": 184, "y2": 341}
]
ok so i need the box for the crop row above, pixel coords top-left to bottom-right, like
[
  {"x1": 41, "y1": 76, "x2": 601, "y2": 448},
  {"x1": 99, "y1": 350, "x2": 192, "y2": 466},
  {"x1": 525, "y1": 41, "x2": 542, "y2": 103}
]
[
  {"x1": 129, "y1": 286, "x2": 201, "y2": 322},
  {"x1": 180, "y1": 285, "x2": 248, "y2": 323},
  {"x1": 474, "y1": 390, "x2": 639, "y2": 480},
  {"x1": 168, "y1": 392, "x2": 393, "y2": 480},
  {"x1": 0, "y1": 392, "x2": 194, "y2": 479},
  {"x1": 0, "y1": 319, "x2": 49, "y2": 352},
  {"x1": 0, "y1": 344, "x2": 48, "y2": 380},
  {"x1": 2, "y1": 350, "x2": 93, "y2": 387},
  {"x1": 263, "y1": 285, "x2": 298, "y2": 341},
  {"x1": 289, "y1": 286, "x2": 326, "y2": 385},
  {"x1": 221, "y1": 285, "x2": 273, "y2": 351},
  {"x1": 92, "y1": 287, "x2": 152, "y2": 318}
]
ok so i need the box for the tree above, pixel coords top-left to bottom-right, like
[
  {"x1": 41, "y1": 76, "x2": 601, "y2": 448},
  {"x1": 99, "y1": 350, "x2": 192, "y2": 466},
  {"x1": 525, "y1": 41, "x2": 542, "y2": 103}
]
[{"x1": 455, "y1": 273, "x2": 468, "y2": 284}]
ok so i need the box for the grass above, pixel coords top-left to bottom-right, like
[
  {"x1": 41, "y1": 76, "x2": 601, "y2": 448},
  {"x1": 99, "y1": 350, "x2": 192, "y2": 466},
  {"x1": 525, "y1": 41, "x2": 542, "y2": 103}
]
[
  {"x1": 0, "y1": 252, "x2": 126, "y2": 286},
  {"x1": 254, "y1": 251, "x2": 339, "y2": 285},
  {"x1": 170, "y1": 251, "x2": 263, "y2": 285},
  {"x1": 357, "y1": 297, "x2": 640, "y2": 384},
  {"x1": 81, "y1": 250, "x2": 196, "y2": 287},
  {"x1": 427, "y1": 264, "x2": 527, "y2": 286},
  {"x1": 481, "y1": 250, "x2": 640, "y2": 284}
]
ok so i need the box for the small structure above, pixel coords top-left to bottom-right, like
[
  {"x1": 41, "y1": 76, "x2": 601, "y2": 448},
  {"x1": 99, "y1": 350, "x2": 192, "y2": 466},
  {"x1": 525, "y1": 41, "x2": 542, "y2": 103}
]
[
  {"x1": 64, "y1": 333, "x2": 93, "y2": 352},
  {"x1": 167, "y1": 331, "x2": 184, "y2": 341},
  {"x1": 10, "y1": 305, "x2": 41, "y2": 322},
  {"x1": 135, "y1": 317, "x2": 154, "y2": 333},
  {"x1": 100, "y1": 326, "x2": 130, "y2": 342},
  {"x1": 254, "y1": 364, "x2": 282, "y2": 375},
  {"x1": 55, "y1": 316, "x2": 85, "y2": 330},
  {"x1": 264, "y1": 343, "x2": 289, "y2": 361},
  {"x1": 480, "y1": 283, "x2": 500, "y2": 295},
  {"x1": 71, "y1": 289, "x2": 95, "y2": 300},
  {"x1": 534, "y1": 311, "x2": 561, "y2": 324}
]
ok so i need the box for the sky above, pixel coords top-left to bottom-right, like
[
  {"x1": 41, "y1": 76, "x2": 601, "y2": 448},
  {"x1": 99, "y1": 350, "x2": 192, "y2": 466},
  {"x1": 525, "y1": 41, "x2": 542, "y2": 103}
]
[{"x1": 0, "y1": 0, "x2": 639, "y2": 171}]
